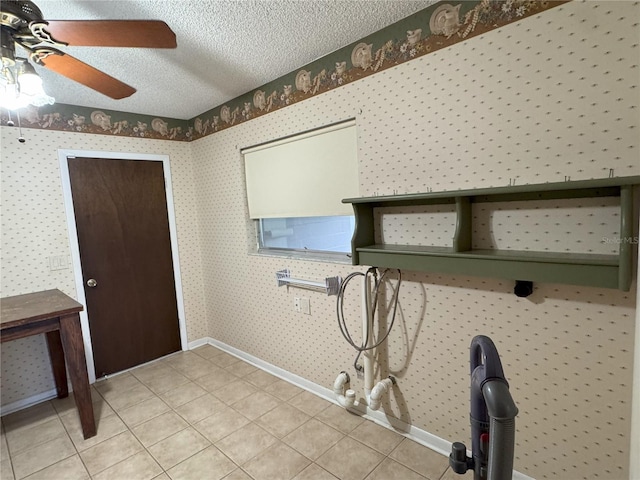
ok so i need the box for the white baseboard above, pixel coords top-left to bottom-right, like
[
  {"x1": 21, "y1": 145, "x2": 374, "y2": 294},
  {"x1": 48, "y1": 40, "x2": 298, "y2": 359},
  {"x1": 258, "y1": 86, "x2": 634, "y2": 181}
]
[
  {"x1": 186, "y1": 337, "x2": 211, "y2": 350},
  {"x1": 0, "y1": 388, "x2": 59, "y2": 416},
  {"x1": 190, "y1": 337, "x2": 534, "y2": 480}
]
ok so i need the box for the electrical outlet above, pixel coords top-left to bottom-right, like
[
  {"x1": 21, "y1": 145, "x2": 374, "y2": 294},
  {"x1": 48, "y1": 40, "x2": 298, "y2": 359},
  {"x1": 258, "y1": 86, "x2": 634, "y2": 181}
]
[
  {"x1": 294, "y1": 297, "x2": 301, "y2": 312},
  {"x1": 300, "y1": 297, "x2": 310, "y2": 315}
]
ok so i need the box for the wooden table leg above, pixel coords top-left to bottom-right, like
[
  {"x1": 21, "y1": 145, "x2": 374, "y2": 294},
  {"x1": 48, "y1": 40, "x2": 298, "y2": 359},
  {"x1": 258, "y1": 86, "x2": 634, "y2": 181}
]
[
  {"x1": 45, "y1": 330, "x2": 69, "y2": 398},
  {"x1": 59, "y1": 313, "x2": 96, "y2": 439}
]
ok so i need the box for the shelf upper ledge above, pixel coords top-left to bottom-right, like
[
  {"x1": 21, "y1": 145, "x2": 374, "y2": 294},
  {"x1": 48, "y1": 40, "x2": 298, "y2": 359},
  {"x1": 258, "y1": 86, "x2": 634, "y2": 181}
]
[
  {"x1": 343, "y1": 176, "x2": 640, "y2": 204},
  {"x1": 355, "y1": 245, "x2": 619, "y2": 266}
]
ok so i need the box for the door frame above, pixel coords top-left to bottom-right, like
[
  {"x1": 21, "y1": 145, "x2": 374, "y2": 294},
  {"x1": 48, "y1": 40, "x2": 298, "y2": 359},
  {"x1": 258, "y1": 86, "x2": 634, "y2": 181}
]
[{"x1": 58, "y1": 149, "x2": 188, "y2": 383}]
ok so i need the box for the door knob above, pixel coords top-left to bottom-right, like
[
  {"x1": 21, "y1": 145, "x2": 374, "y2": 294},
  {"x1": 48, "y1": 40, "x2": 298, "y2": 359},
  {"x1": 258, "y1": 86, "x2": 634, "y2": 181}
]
[{"x1": 86, "y1": 278, "x2": 98, "y2": 288}]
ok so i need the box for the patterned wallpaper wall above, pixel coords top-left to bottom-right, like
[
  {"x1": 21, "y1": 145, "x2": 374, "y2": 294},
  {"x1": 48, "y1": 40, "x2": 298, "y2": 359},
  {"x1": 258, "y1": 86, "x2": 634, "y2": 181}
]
[
  {"x1": 0, "y1": 128, "x2": 208, "y2": 405},
  {"x1": 190, "y1": 2, "x2": 639, "y2": 479}
]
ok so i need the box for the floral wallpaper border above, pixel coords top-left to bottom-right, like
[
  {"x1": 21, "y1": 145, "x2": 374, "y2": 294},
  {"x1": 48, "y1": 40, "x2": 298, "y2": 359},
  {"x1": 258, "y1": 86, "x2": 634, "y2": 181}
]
[
  {"x1": 0, "y1": 103, "x2": 191, "y2": 141},
  {"x1": 0, "y1": 0, "x2": 566, "y2": 142}
]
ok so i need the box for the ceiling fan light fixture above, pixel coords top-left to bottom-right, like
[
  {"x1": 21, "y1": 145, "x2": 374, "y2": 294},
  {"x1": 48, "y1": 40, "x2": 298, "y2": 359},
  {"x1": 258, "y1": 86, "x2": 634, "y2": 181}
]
[
  {"x1": 26, "y1": 89, "x2": 55, "y2": 107},
  {"x1": 17, "y1": 60, "x2": 42, "y2": 95},
  {"x1": 0, "y1": 77, "x2": 30, "y2": 110},
  {"x1": 0, "y1": 59, "x2": 54, "y2": 110}
]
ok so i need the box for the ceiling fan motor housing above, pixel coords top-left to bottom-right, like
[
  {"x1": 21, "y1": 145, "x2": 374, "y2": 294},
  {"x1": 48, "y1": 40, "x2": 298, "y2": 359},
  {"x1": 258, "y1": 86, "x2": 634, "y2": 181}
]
[
  {"x1": 0, "y1": 1, "x2": 44, "y2": 31},
  {"x1": 1, "y1": 0, "x2": 43, "y2": 64},
  {"x1": 1, "y1": 28, "x2": 17, "y2": 65}
]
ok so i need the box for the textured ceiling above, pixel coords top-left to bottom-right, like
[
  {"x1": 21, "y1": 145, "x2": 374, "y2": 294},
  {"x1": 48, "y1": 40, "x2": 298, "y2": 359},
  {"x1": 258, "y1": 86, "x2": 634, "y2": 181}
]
[{"x1": 23, "y1": 0, "x2": 436, "y2": 120}]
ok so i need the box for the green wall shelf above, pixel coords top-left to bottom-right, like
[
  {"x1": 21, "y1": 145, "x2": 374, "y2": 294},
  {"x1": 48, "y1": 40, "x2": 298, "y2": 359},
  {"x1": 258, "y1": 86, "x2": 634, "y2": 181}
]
[{"x1": 344, "y1": 177, "x2": 640, "y2": 291}]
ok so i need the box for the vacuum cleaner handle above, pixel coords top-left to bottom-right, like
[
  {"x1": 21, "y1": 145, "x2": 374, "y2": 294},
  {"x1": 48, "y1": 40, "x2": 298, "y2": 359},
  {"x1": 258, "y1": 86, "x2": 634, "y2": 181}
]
[{"x1": 470, "y1": 335, "x2": 506, "y2": 381}]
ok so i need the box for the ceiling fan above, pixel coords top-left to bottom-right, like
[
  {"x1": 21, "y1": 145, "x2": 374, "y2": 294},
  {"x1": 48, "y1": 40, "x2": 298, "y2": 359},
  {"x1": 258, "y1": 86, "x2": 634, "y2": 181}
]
[{"x1": 0, "y1": 0, "x2": 177, "y2": 102}]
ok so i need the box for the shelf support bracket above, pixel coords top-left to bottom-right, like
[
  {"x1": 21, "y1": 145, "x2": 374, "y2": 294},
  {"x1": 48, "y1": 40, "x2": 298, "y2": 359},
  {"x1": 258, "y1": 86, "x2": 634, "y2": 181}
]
[
  {"x1": 618, "y1": 185, "x2": 633, "y2": 291},
  {"x1": 453, "y1": 197, "x2": 472, "y2": 252}
]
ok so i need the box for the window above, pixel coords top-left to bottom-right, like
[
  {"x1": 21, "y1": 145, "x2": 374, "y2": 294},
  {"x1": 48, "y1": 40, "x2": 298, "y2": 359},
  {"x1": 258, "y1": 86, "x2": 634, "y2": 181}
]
[
  {"x1": 243, "y1": 119, "x2": 358, "y2": 260},
  {"x1": 258, "y1": 215, "x2": 356, "y2": 253}
]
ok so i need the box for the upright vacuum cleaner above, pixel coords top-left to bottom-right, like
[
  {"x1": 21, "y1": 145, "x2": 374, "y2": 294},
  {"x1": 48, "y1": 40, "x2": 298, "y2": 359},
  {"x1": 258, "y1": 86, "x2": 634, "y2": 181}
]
[{"x1": 449, "y1": 335, "x2": 519, "y2": 480}]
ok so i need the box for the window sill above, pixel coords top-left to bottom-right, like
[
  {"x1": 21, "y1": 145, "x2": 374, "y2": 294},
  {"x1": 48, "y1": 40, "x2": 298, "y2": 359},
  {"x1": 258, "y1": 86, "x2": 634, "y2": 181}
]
[{"x1": 249, "y1": 248, "x2": 353, "y2": 265}]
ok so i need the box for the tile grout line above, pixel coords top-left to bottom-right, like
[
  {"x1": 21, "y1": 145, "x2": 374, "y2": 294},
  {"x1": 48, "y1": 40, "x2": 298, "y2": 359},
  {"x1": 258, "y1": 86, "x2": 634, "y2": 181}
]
[
  {"x1": 3, "y1": 346, "x2": 450, "y2": 480},
  {"x1": 116, "y1": 351, "x2": 318, "y2": 479},
  {"x1": 58, "y1": 406, "x2": 91, "y2": 480},
  {"x1": 91, "y1": 377, "x2": 172, "y2": 479},
  {"x1": 89, "y1": 351, "x2": 238, "y2": 479},
  {"x1": 181, "y1": 347, "x2": 444, "y2": 479}
]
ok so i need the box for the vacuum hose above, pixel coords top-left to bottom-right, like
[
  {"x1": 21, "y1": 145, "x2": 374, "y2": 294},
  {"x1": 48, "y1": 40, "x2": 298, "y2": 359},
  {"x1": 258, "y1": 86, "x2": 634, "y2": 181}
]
[{"x1": 336, "y1": 268, "x2": 401, "y2": 371}]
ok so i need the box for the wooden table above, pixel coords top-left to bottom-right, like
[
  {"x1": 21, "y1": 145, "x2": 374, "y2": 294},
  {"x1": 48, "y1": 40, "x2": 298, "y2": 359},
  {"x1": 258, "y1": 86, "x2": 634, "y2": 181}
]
[{"x1": 1, "y1": 289, "x2": 96, "y2": 439}]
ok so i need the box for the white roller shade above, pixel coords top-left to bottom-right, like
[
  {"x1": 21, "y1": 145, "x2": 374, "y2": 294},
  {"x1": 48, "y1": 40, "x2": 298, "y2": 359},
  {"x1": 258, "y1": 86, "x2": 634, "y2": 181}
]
[{"x1": 243, "y1": 120, "x2": 359, "y2": 219}]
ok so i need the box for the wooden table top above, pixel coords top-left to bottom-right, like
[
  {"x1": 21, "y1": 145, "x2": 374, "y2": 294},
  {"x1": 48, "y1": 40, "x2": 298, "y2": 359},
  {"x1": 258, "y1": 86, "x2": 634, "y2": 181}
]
[{"x1": 1, "y1": 289, "x2": 83, "y2": 328}]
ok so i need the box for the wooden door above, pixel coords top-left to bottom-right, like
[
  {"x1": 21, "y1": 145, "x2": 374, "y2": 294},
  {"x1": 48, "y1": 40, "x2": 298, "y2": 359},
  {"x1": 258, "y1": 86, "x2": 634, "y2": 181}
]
[{"x1": 67, "y1": 157, "x2": 181, "y2": 377}]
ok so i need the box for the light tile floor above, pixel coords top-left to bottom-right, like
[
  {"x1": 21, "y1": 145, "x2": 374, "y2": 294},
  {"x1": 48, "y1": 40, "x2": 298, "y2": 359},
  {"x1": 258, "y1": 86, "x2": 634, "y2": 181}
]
[{"x1": 1, "y1": 345, "x2": 471, "y2": 480}]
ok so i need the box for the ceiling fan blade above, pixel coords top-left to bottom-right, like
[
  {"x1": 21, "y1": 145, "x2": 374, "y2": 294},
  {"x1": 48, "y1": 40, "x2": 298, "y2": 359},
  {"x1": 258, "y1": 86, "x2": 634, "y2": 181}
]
[
  {"x1": 32, "y1": 48, "x2": 136, "y2": 99},
  {"x1": 41, "y1": 20, "x2": 177, "y2": 48}
]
